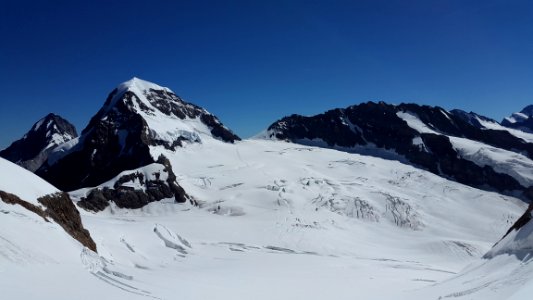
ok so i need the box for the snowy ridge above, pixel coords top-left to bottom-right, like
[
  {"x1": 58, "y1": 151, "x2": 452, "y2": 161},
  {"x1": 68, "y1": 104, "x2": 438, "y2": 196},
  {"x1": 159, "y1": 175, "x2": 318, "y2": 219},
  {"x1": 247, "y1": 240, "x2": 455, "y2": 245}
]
[
  {"x1": 478, "y1": 115, "x2": 533, "y2": 143},
  {"x1": 397, "y1": 110, "x2": 533, "y2": 187},
  {"x1": 502, "y1": 105, "x2": 533, "y2": 133}
]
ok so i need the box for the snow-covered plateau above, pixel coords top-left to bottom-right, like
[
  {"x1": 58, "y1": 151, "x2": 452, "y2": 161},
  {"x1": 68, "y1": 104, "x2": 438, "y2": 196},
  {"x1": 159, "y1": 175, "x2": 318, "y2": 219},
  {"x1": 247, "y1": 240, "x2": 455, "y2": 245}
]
[{"x1": 2, "y1": 137, "x2": 532, "y2": 300}]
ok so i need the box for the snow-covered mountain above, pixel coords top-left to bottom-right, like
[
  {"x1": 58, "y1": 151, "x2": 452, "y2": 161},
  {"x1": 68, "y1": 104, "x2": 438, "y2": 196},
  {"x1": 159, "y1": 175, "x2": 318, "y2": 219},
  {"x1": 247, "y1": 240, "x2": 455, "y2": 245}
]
[
  {"x1": 0, "y1": 113, "x2": 77, "y2": 171},
  {"x1": 502, "y1": 105, "x2": 533, "y2": 133},
  {"x1": 262, "y1": 102, "x2": 533, "y2": 198},
  {"x1": 3, "y1": 78, "x2": 533, "y2": 299},
  {"x1": 36, "y1": 77, "x2": 239, "y2": 192}
]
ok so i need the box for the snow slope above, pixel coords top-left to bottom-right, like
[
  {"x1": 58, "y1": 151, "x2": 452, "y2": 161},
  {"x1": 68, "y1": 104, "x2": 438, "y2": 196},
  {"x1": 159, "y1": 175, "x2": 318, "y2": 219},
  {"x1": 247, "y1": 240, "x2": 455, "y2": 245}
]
[
  {"x1": 476, "y1": 116, "x2": 533, "y2": 143},
  {"x1": 0, "y1": 157, "x2": 147, "y2": 299},
  {"x1": 414, "y1": 209, "x2": 533, "y2": 300},
  {"x1": 0, "y1": 157, "x2": 58, "y2": 205}
]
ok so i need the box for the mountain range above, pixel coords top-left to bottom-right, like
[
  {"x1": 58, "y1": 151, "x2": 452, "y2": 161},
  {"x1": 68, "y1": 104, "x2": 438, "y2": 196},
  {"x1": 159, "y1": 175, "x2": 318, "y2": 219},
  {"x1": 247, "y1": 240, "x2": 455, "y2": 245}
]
[{"x1": 1, "y1": 78, "x2": 533, "y2": 300}]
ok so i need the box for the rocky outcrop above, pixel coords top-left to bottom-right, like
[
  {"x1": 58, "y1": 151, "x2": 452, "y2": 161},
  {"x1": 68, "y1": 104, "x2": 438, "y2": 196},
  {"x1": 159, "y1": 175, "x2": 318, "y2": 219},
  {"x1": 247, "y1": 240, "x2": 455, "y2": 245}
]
[
  {"x1": 0, "y1": 190, "x2": 96, "y2": 252},
  {"x1": 38, "y1": 192, "x2": 97, "y2": 252},
  {"x1": 0, "y1": 190, "x2": 48, "y2": 220},
  {"x1": 266, "y1": 101, "x2": 527, "y2": 194},
  {"x1": 77, "y1": 156, "x2": 190, "y2": 212},
  {"x1": 0, "y1": 113, "x2": 77, "y2": 171}
]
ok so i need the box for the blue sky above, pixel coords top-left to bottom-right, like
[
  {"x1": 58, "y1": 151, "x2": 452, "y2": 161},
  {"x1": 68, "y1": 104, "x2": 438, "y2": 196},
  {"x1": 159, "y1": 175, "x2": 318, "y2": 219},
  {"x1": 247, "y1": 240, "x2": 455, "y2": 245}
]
[{"x1": 1, "y1": 0, "x2": 532, "y2": 148}]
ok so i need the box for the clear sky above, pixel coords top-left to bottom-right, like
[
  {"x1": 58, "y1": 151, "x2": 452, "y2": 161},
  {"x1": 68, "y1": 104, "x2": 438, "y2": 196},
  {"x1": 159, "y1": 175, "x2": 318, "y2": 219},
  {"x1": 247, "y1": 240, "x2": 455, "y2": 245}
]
[{"x1": 1, "y1": 0, "x2": 532, "y2": 148}]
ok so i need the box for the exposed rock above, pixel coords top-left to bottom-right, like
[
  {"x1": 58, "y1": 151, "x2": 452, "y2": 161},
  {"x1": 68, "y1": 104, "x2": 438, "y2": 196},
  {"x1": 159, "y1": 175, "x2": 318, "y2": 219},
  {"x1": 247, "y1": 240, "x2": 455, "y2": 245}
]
[
  {"x1": 38, "y1": 192, "x2": 97, "y2": 252},
  {"x1": 0, "y1": 190, "x2": 96, "y2": 252},
  {"x1": 77, "y1": 156, "x2": 189, "y2": 212},
  {"x1": 0, "y1": 190, "x2": 48, "y2": 221},
  {"x1": 0, "y1": 113, "x2": 77, "y2": 172}
]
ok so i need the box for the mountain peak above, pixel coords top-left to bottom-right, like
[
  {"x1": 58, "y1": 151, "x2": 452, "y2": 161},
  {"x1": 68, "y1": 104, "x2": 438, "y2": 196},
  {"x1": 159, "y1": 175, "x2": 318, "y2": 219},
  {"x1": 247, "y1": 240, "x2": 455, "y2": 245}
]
[
  {"x1": 37, "y1": 78, "x2": 240, "y2": 191},
  {"x1": 519, "y1": 104, "x2": 533, "y2": 116},
  {"x1": 118, "y1": 77, "x2": 172, "y2": 94},
  {"x1": 0, "y1": 113, "x2": 77, "y2": 172},
  {"x1": 502, "y1": 104, "x2": 533, "y2": 132}
]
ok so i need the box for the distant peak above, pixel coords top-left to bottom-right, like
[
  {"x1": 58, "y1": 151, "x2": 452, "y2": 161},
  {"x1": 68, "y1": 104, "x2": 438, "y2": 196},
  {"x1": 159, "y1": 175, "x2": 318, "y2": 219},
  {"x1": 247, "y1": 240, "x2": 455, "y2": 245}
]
[
  {"x1": 32, "y1": 113, "x2": 59, "y2": 131},
  {"x1": 44, "y1": 112, "x2": 59, "y2": 119},
  {"x1": 520, "y1": 104, "x2": 533, "y2": 116}
]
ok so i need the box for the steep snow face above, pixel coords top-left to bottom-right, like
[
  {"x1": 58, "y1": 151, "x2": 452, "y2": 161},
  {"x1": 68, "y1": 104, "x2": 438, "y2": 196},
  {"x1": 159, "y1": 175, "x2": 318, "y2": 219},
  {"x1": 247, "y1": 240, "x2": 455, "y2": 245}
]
[
  {"x1": 0, "y1": 157, "x2": 58, "y2": 205},
  {"x1": 487, "y1": 213, "x2": 533, "y2": 258},
  {"x1": 414, "y1": 207, "x2": 533, "y2": 300},
  {"x1": 0, "y1": 113, "x2": 77, "y2": 171},
  {"x1": 37, "y1": 78, "x2": 239, "y2": 191}
]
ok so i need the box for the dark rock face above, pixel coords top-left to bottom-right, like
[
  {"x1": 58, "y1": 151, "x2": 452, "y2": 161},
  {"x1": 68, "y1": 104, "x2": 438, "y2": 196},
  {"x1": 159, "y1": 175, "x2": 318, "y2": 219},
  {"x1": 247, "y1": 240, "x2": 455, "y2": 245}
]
[
  {"x1": 77, "y1": 156, "x2": 190, "y2": 212},
  {"x1": 38, "y1": 192, "x2": 97, "y2": 252},
  {"x1": 0, "y1": 190, "x2": 97, "y2": 252},
  {"x1": 404, "y1": 105, "x2": 533, "y2": 159},
  {"x1": 37, "y1": 95, "x2": 154, "y2": 191},
  {"x1": 0, "y1": 190, "x2": 48, "y2": 220},
  {"x1": 267, "y1": 101, "x2": 527, "y2": 194},
  {"x1": 450, "y1": 109, "x2": 497, "y2": 129},
  {"x1": 501, "y1": 105, "x2": 533, "y2": 133},
  {"x1": 0, "y1": 113, "x2": 77, "y2": 172},
  {"x1": 37, "y1": 78, "x2": 239, "y2": 192}
]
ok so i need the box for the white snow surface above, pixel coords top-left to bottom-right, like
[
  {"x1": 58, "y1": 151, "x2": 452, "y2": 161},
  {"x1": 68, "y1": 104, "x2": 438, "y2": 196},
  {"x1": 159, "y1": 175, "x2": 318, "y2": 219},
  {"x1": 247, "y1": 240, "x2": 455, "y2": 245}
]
[
  {"x1": 2, "y1": 139, "x2": 533, "y2": 299},
  {"x1": 0, "y1": 157, "x2": 58, "y2": 205},
  {"x1": 4, "y1": 138, "x2": 524, "y2": 299}
]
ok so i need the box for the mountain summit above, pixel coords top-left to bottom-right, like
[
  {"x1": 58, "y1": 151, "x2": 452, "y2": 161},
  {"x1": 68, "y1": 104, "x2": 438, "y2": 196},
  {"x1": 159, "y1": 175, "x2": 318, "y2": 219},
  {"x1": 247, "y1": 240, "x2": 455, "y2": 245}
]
[
  {"x1": 0, "y1": 113, "x2": 77, "y2": 171},
  {"x1": 502, "y1": 104, "x2": 533, "y2": 132},
  {"x1": 36, "y1": 78, "x2": 239, "y2": 191}
]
